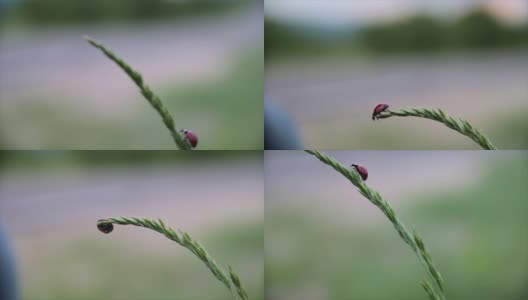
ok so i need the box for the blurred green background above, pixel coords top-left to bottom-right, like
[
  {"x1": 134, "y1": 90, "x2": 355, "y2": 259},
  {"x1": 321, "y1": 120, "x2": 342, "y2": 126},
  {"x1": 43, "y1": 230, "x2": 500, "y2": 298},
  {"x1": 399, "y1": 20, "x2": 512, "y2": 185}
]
[
  {"x1": 1, "y1": 0, "x2": 244, "y2": 25},
  {"x1": 265, "y1": 151, "x2": 528, "y2": 300},
  {"x1": 0, "y1": 151, "x2": 263, "y2": 300},
  {"x1": 265, "y1": 0, "x2": 528, "y2": 149},
  {"x1": 0, "y1": 0, "x2": 263, "y2": 149}
]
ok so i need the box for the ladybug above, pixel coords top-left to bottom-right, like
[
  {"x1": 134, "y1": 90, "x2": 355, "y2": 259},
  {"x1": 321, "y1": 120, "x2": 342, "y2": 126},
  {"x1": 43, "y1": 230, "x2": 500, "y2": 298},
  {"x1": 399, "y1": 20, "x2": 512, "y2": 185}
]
[
  {"x1": 180, "y1": 129, "x2": 198, "y2": 148},
  {"x1": 372, "y1": 104, "x2": 389, "y2": 120},
  {"x1": 97, "y1": 221, "x2": 114, "y2": 234},
  {"x1": 351, "y1": 164, "x2": 368, "y2": 181}
]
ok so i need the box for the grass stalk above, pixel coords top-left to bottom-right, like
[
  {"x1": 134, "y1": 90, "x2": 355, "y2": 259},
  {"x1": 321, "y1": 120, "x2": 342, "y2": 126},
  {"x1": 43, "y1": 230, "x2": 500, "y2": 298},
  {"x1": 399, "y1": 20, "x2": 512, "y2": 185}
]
[
  {"x1": 377, "y1": 107, "x2": 497, "y2": 150},
  {"x1": 305, "y1": 150, "x2": 446, "y2": 300},
  {"x1": 84, "y1": 36, "x2": 192, "y2": 150},
  {"x1": 97, "y1": 217, "x2": 248, "y2": 300}
]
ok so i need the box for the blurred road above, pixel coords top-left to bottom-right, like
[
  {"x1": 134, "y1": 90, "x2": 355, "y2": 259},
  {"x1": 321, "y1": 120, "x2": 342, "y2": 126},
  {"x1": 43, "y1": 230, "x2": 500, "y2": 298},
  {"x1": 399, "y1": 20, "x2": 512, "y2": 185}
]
[
  {"x1": 267, "y1": 52, "x2": 528, "y2": 120},
  {"x1": 265, "y1": 151, "x2": 500, "y2": 224},
  {"x1": 266, "y1": 52, "x2": 528, "y2": 148},
  {"x1": 0, "y1": 159, "x2": 263, "y2": 238},
  {"x1": 0, "y1": 6, "x2": 262, "y2": 115}
]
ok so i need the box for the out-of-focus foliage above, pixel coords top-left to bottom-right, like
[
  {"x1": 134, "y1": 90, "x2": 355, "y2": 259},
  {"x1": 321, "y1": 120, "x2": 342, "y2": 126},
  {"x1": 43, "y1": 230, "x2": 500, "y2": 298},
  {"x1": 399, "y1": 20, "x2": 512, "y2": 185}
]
[
  {"x1": 266, "y1": 9, "x2": 528, "y2": 58},
  {"x1": 265, "y1": 20, "x2": 325, "y2": 58},
  {"x1": 359, "y1": 15, "x2": 446, "y2": 53},
  {"x1": 0, "y1": 150, "x2": 259, "y2": 170},
  {"x1": 163, "y1": 50, "x2": 264, "y2": 150},
  {"x1": 7, "y1": 0, "x2": 245, "y2": 25},
  {"x1": 361, "y1": 9, "x2": 528, "y2": 53},
  {"x1": 450, "y1": 9, "x2": 528, "y2": 49}
]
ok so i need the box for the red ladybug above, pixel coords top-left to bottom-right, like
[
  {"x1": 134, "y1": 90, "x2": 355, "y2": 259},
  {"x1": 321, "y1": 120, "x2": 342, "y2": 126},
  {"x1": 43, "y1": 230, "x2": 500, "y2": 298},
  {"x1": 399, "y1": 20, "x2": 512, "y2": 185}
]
[
  {"x1": 372, "y1": 104, "x2": 389, "y2": 120},
  {"x1": 351, "y1": 164, "x2": 368, "y2": 181},
  {"x1": 181, "y1": 129, "x2": 198, "y2": 148}
]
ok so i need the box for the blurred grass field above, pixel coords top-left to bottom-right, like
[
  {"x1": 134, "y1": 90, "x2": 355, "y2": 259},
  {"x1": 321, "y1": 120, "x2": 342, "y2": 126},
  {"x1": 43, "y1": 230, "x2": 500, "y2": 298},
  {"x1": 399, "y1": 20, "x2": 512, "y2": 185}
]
[
  {"x1": 161, "y1": 49, "x2": 263, "y2": 149},
  {"x1": 266, "y1": 155, "x2": 528, "y2": 300},
  {"x1": 19, "y1": 221, "x2": 263, "y2": 300},
  {"x1": 1, "y1": 48, "x2": 263, "y2": 149}
]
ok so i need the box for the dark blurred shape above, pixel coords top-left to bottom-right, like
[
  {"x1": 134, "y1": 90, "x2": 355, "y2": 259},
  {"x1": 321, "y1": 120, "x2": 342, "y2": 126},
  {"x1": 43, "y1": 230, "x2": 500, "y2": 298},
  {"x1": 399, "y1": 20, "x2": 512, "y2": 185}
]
[
  {"x1": 264, "y1": 101, "x2": 303, "y2": 150},
  {"x1": 0, "y1": 229, "x2": 18, "y2": 300},
  {"x1": 9, "y1": 0, "x2": 245, "y2": 25}
]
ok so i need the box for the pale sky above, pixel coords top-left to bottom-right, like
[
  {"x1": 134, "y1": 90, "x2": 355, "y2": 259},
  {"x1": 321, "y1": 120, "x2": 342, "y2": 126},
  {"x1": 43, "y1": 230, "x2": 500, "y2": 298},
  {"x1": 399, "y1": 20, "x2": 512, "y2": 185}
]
[{"x1": 265, "y1": 0, "x2": 528, "y2": 26}]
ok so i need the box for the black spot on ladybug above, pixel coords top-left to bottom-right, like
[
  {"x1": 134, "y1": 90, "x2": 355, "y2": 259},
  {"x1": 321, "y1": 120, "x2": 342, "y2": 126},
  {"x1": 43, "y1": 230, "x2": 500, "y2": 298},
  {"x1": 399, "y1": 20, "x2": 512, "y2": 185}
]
[{"x1": 97, "y1": 221, "x2": 113, "y2": 234}]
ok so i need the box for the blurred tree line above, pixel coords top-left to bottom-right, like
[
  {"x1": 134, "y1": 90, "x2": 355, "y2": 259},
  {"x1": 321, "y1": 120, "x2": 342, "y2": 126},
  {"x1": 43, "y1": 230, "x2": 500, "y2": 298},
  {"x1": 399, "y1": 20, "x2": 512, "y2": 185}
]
[
  {"x1": 0, "y1": 151, "x2": 258, "y2": 170},
  {"x1": 5, "y1": 0, "x2": 245, "y2": 25},
  {"x1": 266, "y1": 8, "x2": 528, "y2": 57},
  {"x1": 265, "y1": 20, "x2": 332, "y2": 57}
]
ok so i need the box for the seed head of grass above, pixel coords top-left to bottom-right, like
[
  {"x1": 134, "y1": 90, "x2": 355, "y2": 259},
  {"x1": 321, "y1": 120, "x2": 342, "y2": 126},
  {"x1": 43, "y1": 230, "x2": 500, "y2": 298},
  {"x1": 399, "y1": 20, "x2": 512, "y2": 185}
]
[
  {"x1": 84, "y1": 36, "x2": 193, "y2": 150},
  {"x1": 96, "y1": 217, "x2": 248, "y2": 300},
  {"x1": 373, "y1": 104, "x2": 497, "y2": 150},
  {"x1": 305, "y1": 150, "x2": 446, "y2": 300}
]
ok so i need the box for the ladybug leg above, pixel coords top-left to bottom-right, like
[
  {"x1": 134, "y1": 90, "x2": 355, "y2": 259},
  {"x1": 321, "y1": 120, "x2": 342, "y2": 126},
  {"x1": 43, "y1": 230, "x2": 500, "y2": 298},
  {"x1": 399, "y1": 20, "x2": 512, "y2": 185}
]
[
  {"x1": 375, "y1": 113, "x2": 391, "y2": 120},
  {"x1": 374, "y1": 109, "x2": 392, "y2": 120}
]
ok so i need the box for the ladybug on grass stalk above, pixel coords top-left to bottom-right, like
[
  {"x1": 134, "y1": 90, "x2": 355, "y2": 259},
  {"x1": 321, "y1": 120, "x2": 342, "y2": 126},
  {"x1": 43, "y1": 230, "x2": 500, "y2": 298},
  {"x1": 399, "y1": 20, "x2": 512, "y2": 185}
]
[
  {"x1": 372, "y1": 104, "x2": 390, "y2": 120},
  {"x1": 351, "y1": 164, "x2": 368, "y2": 181},
  {"x1": 180, "y1": 129, "x2": 198, "y2": 148}
]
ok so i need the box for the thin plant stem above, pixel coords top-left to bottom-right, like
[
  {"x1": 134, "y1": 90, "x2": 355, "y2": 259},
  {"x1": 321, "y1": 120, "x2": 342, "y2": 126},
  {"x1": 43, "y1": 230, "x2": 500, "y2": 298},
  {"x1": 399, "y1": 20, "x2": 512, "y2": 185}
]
[
  {"x1": 377, "y1": 107, "x2": 497, "y2": 150},
  {"x1": 97, "y1": 217, "x2": 248, "y2": 300},
  {"x1": 305, "y1": 150, "x2": 446, "y2": 300},
  {"x1": 84, "y1": 36, "x2": 192, "y2": 150}
]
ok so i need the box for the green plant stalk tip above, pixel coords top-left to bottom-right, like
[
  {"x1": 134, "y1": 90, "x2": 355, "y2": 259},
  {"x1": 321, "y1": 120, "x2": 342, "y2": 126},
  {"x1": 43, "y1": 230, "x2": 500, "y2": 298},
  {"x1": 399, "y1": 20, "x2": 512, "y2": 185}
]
[
  {"x1": 97, "y1": 217, "x2": 248, "y2": 300},
  {"x1": 305, "y1": 150, "x2": 446, "y2": 300},
  {"x1": 377, "y1": 107, "x2": 497, "y2": 150},
  {"x1": 84, "y1": 35, "x2": 192, "y2": 150}
]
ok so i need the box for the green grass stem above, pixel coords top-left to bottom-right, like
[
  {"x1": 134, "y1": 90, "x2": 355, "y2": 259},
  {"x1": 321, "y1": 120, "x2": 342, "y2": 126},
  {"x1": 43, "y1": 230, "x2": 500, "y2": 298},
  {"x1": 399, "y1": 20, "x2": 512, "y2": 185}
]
[
  {"x1": 84, "y1": 36, "x2": 192, "y2": 150},
  {"x1": 377, "y1": 107, "x2": 497, "y2": 150},
  {"x1": 97, "y1": 217, "x2": 248, "y2": 300},
  {"x1": 305, "y1": 150, "x2": 446, "y2": 300}
]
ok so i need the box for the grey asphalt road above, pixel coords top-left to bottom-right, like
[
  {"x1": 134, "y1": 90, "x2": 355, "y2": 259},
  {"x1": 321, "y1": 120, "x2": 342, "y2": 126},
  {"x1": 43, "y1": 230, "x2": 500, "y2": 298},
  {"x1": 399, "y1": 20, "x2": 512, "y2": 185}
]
[
  {"x1": 264, "y1": 151, "x2": 521, "y2": 225},
  {"x1": 266, "y1": 52, "x2": 528, "y2": 122},
  {"x1": 0, "y1": 159, "x2": 263, "y2": 238},
  {"x1": 266, "y1": 52, "x2": 528, "y2": 148}
]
